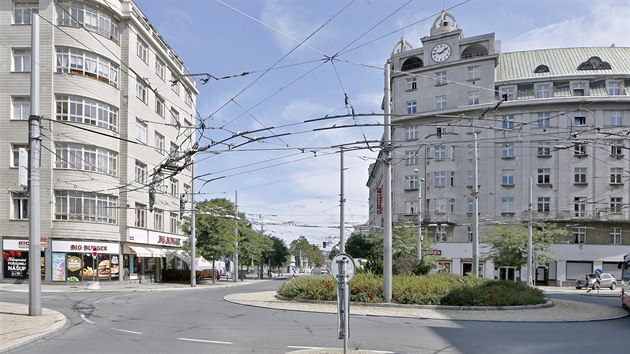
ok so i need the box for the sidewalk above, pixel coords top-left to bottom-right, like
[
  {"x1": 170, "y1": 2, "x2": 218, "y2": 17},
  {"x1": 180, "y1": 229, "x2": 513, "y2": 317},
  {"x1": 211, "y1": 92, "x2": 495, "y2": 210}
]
[{"x1": 1, "y1": 283, "x2": 628, "y2": 353}]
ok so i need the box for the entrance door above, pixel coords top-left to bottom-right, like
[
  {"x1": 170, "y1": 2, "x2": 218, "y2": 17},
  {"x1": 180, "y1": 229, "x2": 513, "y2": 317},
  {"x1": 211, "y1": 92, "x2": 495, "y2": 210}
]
[{"x1": 499, "y1": 266, "x2": 516, "y2": 281}]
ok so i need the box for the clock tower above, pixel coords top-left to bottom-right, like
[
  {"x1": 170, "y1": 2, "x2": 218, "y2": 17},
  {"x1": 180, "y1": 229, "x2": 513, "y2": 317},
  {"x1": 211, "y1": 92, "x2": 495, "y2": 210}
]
[{"x1": 421, "y1": 10, "x2": 463, "y2": 65}]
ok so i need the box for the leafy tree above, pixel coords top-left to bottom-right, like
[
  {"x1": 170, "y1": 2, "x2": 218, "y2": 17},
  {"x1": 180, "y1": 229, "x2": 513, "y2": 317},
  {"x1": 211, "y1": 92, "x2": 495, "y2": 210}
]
[
  {"x1": 290, "y1": 236, "x2": 325, "y2": 267},
  {"x1": 263, "y1": 236, "x2": 290, "y2": 277},
  {"x1": 486, "y1": 222, "x2": 567, "y2": 268},
  {"x1": 345, "y1": 232, "x2": 371, "y2": 259}
]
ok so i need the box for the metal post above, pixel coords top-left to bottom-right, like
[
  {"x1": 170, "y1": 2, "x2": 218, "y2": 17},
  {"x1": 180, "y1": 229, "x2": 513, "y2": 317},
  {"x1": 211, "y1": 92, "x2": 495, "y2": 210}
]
[
  {"x1": 233, "y1": 191, "x2": 238, "y2": 282},
  {"x1": 28, "y1": 13, "x2": 41, "y2": 316},
  {"x1": 190, "y1": 155, "x2": 196, "y2": 287},
  {"x1": 339, "y1": 147, "x2": 345, "y2": 253},
  {"x1": 527, "y1": 177, "x2": 533, "y2": 286},
  {"x1": 383, "y1": 61, "x2": 393, "y2": 302},
  {"x1": 472, "y1": 130, "x2": 480, "y2": 277},
  {"x1": 415, "y1": 169, "x2": 423, "y2": 261}
]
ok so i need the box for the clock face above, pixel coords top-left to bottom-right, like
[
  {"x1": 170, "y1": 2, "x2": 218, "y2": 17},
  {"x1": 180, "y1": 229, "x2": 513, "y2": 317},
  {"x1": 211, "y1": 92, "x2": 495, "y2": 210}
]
[{"x1": 431, "y1": 43, "x2": 452, "y2": 62}]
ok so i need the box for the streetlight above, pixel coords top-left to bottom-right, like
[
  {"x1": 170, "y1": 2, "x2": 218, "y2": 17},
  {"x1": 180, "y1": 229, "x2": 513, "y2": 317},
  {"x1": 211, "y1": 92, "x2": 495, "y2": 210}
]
[{"x1": 414, "y1": 169, "x2": 424, "y2": 261}]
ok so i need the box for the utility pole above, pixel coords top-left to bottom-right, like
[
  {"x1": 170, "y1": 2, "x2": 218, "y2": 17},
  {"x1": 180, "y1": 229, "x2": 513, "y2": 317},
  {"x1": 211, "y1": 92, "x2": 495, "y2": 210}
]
[
  {"x1": 527, "y1": 177, "x2": 533, "y2": 286},
  {"x1": 28, "y1": 13, "x2": 42, "y2": 317},
  {"x1": 190, "y1": 157, "x2": 196, "y2": 287},
  {"x1": 414, "y1": 169, "x2": 423, "y2": 261},
  {"x1": 339, "y1": 147, "x2": 345, "y2": 253},
  {"x1": 472, "y1": 130, "x2": 480, "y2": 277},
  {"x1": 383, "y1": 61, "x2": 393, "y2": 302},
  {"x1": 233, "y1": 191, "x2": 239, "y2": 282}
]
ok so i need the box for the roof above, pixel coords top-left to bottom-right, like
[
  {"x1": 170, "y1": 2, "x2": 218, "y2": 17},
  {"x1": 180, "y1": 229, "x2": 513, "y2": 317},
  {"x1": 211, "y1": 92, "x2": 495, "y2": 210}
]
[{"x1": 496, "y1": 47, "x2": 630, "y2": 82}]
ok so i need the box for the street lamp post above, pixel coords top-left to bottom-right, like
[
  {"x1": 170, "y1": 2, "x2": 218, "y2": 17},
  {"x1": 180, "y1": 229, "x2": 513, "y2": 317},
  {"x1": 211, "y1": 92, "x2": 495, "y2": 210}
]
[{"x1": 414, "y1": 169, "x2": 424, "y2": 261}]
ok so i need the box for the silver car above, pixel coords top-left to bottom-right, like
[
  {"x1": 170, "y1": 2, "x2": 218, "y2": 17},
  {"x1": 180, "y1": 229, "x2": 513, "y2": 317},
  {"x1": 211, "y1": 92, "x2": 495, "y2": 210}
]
[{"x1": 575, "y1": 273, "x2": 617, "y2": 290}]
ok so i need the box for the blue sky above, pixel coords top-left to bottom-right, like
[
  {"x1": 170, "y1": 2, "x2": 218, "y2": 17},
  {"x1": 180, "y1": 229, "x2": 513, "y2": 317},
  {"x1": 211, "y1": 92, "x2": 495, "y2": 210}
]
[{"x1": 134, "y1": 0, "x2": 630, "y2": 247}]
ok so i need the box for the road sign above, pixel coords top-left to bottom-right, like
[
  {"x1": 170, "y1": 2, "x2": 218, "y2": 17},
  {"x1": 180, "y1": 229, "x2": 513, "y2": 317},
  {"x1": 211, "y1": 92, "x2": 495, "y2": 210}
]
[
  {"x1": 331, "y1": 253, "x2": 356, "y2": 281},
  {"x1": 92, "y1": 246, "x2": 97, "y2": 257},
  {"x1": 594, "y1": 268, "x2": 602, "y2": 276}
]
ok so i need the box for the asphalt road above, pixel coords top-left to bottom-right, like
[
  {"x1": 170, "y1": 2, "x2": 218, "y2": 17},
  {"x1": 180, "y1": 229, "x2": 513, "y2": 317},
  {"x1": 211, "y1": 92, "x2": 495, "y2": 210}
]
[{"x1": 4, "y1": 280, "x2": 630, "y2": 354}]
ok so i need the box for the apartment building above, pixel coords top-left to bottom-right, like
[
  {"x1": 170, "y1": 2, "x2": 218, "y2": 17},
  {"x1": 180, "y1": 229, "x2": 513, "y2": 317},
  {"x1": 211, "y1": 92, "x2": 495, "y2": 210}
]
[
  {"x1": 1, "y1": 0, "x2": 198, "y2": 283},
  {"x1": 367, "y1": 11, "x2": 630, "y2": 284}
]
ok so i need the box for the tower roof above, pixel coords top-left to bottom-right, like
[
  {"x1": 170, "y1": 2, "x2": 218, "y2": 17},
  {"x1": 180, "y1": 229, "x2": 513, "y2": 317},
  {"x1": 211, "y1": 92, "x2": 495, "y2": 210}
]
[{"x1": 430, "y1": 10, "x2": 459, "y2": 36}]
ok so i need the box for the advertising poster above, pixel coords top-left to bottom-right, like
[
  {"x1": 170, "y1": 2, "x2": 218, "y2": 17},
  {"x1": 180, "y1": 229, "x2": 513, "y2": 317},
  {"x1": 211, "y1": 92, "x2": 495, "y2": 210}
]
[
  {"x1": 111, "y1": 255, "x2": 120, "y2": 280},
  {"x1": 52, "y1": 253, "x2": 66, "y2": 281},
  {"x1": 66, "y1": 254, "x2": 83, "y2": 282},
  {"x1": 97, "y1": 254, "x2": 111, "y2": 280},
  {"x1": 3, "y1": 250, "x2": 28, "y2": 279},
  {"x1": 82, "y1": 254, "x2": 97, "y2": 281}
]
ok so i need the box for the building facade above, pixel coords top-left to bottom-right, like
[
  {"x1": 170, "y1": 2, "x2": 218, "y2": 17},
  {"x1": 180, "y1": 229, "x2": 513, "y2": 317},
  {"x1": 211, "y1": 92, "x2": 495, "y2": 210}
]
[
  {"x1": 367, "y1": 11, "x2": 630, "y2": 284},
  {"x1": 1, "y1": 0, "x2": 198, "y2": 283}
]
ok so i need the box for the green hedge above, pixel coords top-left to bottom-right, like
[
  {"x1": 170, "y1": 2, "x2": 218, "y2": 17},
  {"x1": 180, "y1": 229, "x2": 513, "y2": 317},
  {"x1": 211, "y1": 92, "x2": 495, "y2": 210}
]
[{"x1": 277, "y1": 273, "x2": 545, "y2": 306}]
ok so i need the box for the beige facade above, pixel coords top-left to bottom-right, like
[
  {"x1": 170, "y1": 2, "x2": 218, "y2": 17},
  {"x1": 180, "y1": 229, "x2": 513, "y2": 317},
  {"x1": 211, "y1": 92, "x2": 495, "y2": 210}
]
[
  {"x1": 367, "y1": 11, "x2": 630, "y2": 283},
  {"x1": 1, "y1": 0, "x2": 197, "y2": 282}
]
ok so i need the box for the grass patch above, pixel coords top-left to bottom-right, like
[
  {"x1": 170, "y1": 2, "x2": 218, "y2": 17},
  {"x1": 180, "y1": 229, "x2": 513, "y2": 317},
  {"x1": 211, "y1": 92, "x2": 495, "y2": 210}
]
[{"x1": 277, "y1": 273, "x2": 545, "y2": 306}]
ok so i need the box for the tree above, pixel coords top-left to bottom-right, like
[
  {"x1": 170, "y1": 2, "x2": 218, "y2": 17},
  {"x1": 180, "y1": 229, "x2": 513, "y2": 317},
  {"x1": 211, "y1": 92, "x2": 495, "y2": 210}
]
[
  {"x1": 486, "y1": 222, "x2": 567, "y2": 269},
  {"x1": 290, "y1": 236, "x2": 325, "y2": 268},
  {"x1": 263, "y1": 236, "x2": 290, "y2": 277},
  {"x1": 345, "y1": 232, "x2": 371, "y2": 259}
]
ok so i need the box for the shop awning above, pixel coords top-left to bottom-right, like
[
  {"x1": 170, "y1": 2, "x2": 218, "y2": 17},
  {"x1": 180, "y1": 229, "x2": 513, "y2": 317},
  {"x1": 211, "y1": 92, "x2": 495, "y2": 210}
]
[
  {"x1": 126, "y1": 245, "x2": 178, "y2": 257},
  {"x1": 128, "y1": 246, "x2": 154, "y2": 257}
]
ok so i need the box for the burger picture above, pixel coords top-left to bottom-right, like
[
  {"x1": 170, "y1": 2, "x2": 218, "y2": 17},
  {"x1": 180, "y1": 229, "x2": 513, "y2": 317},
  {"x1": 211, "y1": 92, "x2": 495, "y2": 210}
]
[{"x1": 98, "y1": 259, "x2": 111, "y2": 279}]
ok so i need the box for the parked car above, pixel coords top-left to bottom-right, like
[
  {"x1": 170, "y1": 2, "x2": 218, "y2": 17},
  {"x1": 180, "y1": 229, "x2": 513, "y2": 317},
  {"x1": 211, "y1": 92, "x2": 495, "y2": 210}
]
[{"x1": 575, "y1": 273, "x2": 617, "y2": 290}]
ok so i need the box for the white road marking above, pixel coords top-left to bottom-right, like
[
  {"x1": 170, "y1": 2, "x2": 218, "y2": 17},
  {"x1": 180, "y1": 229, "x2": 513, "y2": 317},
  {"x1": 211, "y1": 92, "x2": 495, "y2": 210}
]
[
  {"x1": 111, "y1": 328, "x2": 143, "y2": 335},
  {"x1": 287, "y1": 346, "x2": 393, "y2": 353},
  {"x1": 178, "y1": 338, "x2": 233, "y2": 345},
  {"x1": 80, "y1": 314, "x2": 94, "y2": 324}
]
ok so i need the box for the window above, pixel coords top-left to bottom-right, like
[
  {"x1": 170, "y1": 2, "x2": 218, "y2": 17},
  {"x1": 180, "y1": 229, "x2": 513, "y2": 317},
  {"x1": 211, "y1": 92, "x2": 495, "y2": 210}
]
[
  {"x1": 467, "y1": 226, "x2": 473, "y2": 242},
  {"x1": 537, "y1": 112, "x2": 550, "y2": 128},
  {"x1": 607, "y1": 81, "x2": 621, "y2": 95},
  {"x1": 574, "y1": 167, "x2": 587, "y2": 184},
  {"x1": 170, "y1": 70, "x2": 180, "y2": 95},
  {"x1": 404, "y1": 201, "x2": 417, "y2": 215},
  {"x1": 136, "y1": 77, "x2": 148, "y2": 103},
  {"x1": 535, "y1": 84, "x2": 550, "y2": 98},
  {"x1": 537, "y1": 141, "x2": 551, "y2": 157},
  {"x1": 537, "y1": 168, "x2": 551, "y2": 184},
  {"x1": 406, "y1": 100, "x2": 417, "y2": 114},
  {"x1": 501, "y1": 142, "x2": 514, "y2": 158},
  {"x1": 574, "y1": 228, "x2": 586, "y2": 244},
  {"x1": 434, "y1": 145, "x2": 446, "y2": 160},
  {"x1": 502, "y1": 114, "x2": 514, "y2": 129},
  {"x1": 136, "y1": 119, "x2": 147, "y2": 143},
  {"x1": 185, "y1": 90, "x2": 193, "y2": 107},
  {"x1": 609, "y1": 111, "x2": 622, "y2": 126},
  {"x1": 467, "y1": 66, "x2": 480, "y2": 80},
  {"x1": 537, "y1": 197, "x2": 550, "y2": 213},
  {"x1": 611, "y1": 228, "x2": 622, "y2": 245},
  {"x1": 154, "y1": 57, "x2": 166, "y2": 80},
  {"x1": 154, "y1": 96, "x2": 165, "y2": 118},
  {"x1": 435, "y1": 226, "x2": 447, "y2": 242},
  {"x1": 55, "y1": 143, "x2": 117, "y2": 176},
  {"x1": 170, "y1": 213, "x2": 179, "y2": 234},
  {"x1": 11, "y1": 144, "x2": 28, "y2": 168},
  {"x1": 466, "y1": 171, "x2": 474, "y2": 187},
  {"x1": 436, "y1": 95, "x2": 447, "y2": 110},
  {"x1": 154, "y1": 209, "x2": 163, "y2": 231},
  {"x1": 137, "y1": 38, "x2": 149, "y2": 63},
  {"x1": 135, "y1": 160, "x2": 147, "y2": 184},
  {"x1": 574, "y1": 143, "x2": 587, "y2": 156},
  {"x1": 170, "y1": 108, "x2": 179, "y2": 127},
  {"x1": 501, "y1": 169, "x2": 514, "y2": 186},
  {"x1": 54, "y1": 190, "x2": 117, "y2": 223},
  {"x1": 467, "y1": 144, "x2": 474, "y2": 159},
  {"x1": 610, "y1": 167, "x2": 623, "y2": 184},
  {"x1": 154, "y1": 133, "x2": 165, "y2": 153},
  {"x1": 13, "y1": 49, "x2": 31, "y2": 72},
  {"x1": 11, "y1": 192, "x2": 28, "y2": 220},
  {"x1": 56, "y1": 95, "x2": 118, "y2": 132},
  {"x1": 12, "y1": 96, "x2": 30, "y2": 120},
  {"x1": 14, "y1": 1, "x2": 37, "y2": 24},
  {"x1": 56, "y1": 47, "x2": 119, "y2": 87},
  {"x1": 501, "y1": 197, "x2": 514, "y2": 213},
  {"x1": 501, "y1": 86, "x2": 515, "y2": 101},
  {"x1": 405, "y1": 175, "x2": 419, "y2": 190},
  {"x1": 435, "y1": 71, "x2": 446, "y2": 85},
  {"x1": 170, "y1": 178, "x2": 179, "y2": 197},
  {"x1": 170, "y1": 142, "x2": 178, "y2": 157},
  {"x1": 610, "y1": 197, "x2": 623, "y2": 213},
  {"x1": 574, "y1": 113, "x2": 586, "y2": 126},
  {"x1": 574, "y1": 197, "x2": 586, "y2": 217},
  {"x1": 56, "y1": 1, "x2": 120, "y2": 43},
  {"x1": 405, "y1": 126, "x2": 417, "y2": 141},
  {"x1": 404, "y1": 150, "x2": 418, "y2": 165},
  {"x1": 406, "y1": 77, "x2": 417, "y2": 90},
  {"x1": 467, "y1": 198, "x2": 473, "y2": 214},
  {"x1": 135, "y1": 203, "x2": 146, "y2": 228},
  {"x1": 468, "y1": 91, "x2": 480, "y2": 105},
  {"x1": 434, "y1": 171, "x2": 446, "y2": 187},
  {"x1": 610, "y1": 139, "x2": 624, "y2": 156}
]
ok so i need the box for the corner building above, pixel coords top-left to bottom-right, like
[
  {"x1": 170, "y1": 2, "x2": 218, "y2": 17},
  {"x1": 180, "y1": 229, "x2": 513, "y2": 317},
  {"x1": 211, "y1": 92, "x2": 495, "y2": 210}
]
[
  {"x1": 367, "y1": 11, "x2": 630, "y2": 284},
  {"x1": 1, "y1": 0, "x2": 198, "y2": 283}
]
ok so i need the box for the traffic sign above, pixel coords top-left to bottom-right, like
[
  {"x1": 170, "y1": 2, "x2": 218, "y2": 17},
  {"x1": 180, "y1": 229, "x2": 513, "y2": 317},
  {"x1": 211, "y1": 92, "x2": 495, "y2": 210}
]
[
  {"x1": 331, "y1": 253, "x2": 356, "y2": 281},
  {"x1": 594, "y1": 268, "x2": 602, "y2": 276},
  {"x1": 92, "y1": 246, "x2": 97, "y2": 257}
]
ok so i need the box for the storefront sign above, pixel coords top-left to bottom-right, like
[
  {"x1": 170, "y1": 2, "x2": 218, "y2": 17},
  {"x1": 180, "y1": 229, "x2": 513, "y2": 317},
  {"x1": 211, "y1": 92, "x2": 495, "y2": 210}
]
[
  {"x1": 425, "y1": 249, "x2": 442, "y2": 256},
  {"x1": 3, "y1": 238, "x2": 48, "y2": 250},
  {"x1": 127, "y1": 228, "x2": 148, "y2": 243},
  {"x1": 376, "y1": 187, "x2": 382, "y2": 215},
  {"x1": 52, "y1": 240, "x2": 120, "y2": 254},
  {"x1": 148, "y1": 231, "x2": 186, "y2": 247}
]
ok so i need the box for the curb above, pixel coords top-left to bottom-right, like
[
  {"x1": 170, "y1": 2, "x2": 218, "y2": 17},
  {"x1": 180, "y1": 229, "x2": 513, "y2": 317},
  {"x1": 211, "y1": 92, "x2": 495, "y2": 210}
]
[{"x1": 0, "y1": 308, "x2": 66, "y2": 354}]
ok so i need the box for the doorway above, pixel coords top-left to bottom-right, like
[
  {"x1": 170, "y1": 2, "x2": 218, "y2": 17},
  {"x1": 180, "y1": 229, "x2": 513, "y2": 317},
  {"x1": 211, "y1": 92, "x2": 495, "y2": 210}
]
[{"x1": 498, "y1": 266, "x2": 516, "y2": 281}]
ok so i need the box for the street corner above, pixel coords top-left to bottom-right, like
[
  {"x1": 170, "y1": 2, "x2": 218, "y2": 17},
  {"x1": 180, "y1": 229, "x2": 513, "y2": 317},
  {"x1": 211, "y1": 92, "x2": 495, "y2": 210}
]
[{"x1": 0, "y1": 303, "x2": 67, "y2": 353}]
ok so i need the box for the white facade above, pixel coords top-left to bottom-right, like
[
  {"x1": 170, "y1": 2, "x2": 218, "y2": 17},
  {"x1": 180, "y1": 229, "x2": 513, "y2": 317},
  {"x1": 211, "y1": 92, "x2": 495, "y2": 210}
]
[
  {"x1": 1, "y1": 0, "x2": 197, "y2": 282},
  {"x1": 367, "y1": 11, "x2": 630, "y2": 284}
]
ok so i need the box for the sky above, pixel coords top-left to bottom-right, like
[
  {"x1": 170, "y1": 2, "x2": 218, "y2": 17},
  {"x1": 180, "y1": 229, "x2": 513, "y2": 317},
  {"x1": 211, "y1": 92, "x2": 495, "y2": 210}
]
[{"x1": 133, "y1": 0, "x2": 630, "y2": 248}]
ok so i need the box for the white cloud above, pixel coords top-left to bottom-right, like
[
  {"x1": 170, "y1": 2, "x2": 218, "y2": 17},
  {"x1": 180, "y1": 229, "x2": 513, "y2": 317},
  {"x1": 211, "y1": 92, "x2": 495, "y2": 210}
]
[
  {"x1": 260, "y1": 1, "x2": 315, "y2": 54},
  {"x1": 505, "y1": 2, "x2": 630, "y2": 52}
]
